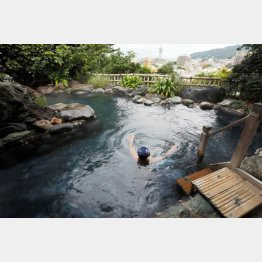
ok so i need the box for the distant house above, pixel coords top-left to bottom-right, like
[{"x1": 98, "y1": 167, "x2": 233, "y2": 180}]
[
  {"x1": 176, "y1": 55, "x2": 192, "y2": 66},
  {"x1": 143, "y1": 58, "x2": 158, "y2": 73}
]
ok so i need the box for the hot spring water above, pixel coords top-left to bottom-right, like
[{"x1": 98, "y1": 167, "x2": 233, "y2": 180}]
[{"x1": 0, "y1": 93, "x2": 261, "y2": 217}]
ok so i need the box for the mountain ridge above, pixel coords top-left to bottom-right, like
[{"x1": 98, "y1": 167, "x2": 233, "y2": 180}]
[{"x1": 191, "y1": 45, "x2": 242, "y2": 59}]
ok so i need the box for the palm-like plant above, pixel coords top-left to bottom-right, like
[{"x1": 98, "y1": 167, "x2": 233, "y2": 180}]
[
  {"x1": 151, "y1": 74, "x2": 182, "y2": 97},
  {"x1": 50, "y1": 72, "x2": 69, "y2": 89}
]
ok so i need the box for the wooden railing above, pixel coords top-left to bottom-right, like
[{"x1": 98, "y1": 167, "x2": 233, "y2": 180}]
[
  {"x1": 197, "y1": 103, "x2": 262, "y2": 169},
  {"x1": 97, "y1": 74, "x2": 223, "y2": 87}
]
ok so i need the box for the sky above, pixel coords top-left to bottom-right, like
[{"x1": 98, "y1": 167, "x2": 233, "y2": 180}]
[{"x1": 114, "y1": 44, "x2": 238, "y2": 61}]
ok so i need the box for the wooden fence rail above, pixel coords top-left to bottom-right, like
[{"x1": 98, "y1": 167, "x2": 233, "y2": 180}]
[
  {"x1": 197, "y1": 103, "x2": 262, "y2": 168},
  {"x1": 97, "y1": 74, "x2": 224, "y2": 87}
]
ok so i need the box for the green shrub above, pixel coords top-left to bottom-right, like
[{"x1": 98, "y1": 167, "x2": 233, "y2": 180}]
[
  {"x1": 50, "y1": 72, "x2": 69, "y2": 89},
  {"x1": 0, "y1": 73, "x2": 6, "y2": 81},
  {"x1": 88, "y1": 75, "x2": 109, "y2": 88},
  {"x1": 211, "y1": 67, "x2": 231, "y2": 79},
  {"x1": 120, "y1": 75, "x2": 142, "y2": 89},
  {"x1": 35, "y1": 95, "x2": 47, "y2": 107},
  {"x1": 158, "y1": 62, "x2": 174, "y2": 74},
  {"x1": 196, "y1": 67, "x2": 231, "y2": 79},
  {"x1": 150, "y1": 74, "x2": 183, "y2": 97}
]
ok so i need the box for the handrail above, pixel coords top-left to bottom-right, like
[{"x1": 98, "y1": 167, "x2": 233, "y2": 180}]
[
  {"x1": 197, "y1": 103, "x2": 262, "y2": 168},
  {"x1": 209, "y1": 116, "x2": 248, "y2": 137}
]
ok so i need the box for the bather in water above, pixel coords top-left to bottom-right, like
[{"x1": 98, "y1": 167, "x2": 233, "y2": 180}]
[{"x1": 127, "y1": 134, "x2": 178, "y2": 165}]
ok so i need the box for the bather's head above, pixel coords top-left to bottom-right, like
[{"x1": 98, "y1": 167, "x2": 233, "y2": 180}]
[{"x1": 137, "y1": 146, "x2": 150, "y2": 161}]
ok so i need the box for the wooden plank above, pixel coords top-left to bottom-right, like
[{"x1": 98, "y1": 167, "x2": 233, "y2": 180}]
[
  {"x1": 195, "y1": 169, "x2": 233, "y2": 186},
  {"x1": 193, "y1": 167, "x2": 239, "y2": 184},
  {"x1": 204, "y1": 177, "x2": 243, "y2": 199},
  {"x1": 221, "y1": 193, "x2": 256, "y2": 214},
  {"x1": 211, "y1": 183, "x2": 245, "y2": 202},
  {"x1": 199, "y1": 176, "x2": 235, "y2": 192},
  {"x1": 193, "y1": 170, "x2": 235, "y2": 189},
  {"x1": 176, "y1": 168, "x2": 212, "y2": 195},
  {"x1": 219, "y1": 190, "x2": 254, "y2": 210},
  {"x1": 197, "y1": 174, "x2": 233, "y2": 190},
  {"x1": 225, "y1": 195, "x2": 262, "y2": 218},
  {"x1": 193, "y1": 168, "x2": 228, "y2": 184},
  {"x1": 214, "y1": 184, "x2": 248, "y2": 205}
]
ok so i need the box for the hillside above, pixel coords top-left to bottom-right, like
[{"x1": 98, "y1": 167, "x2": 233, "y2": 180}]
[{"x1": 191, "y1": 45, "x2": 241, "y2": 59}]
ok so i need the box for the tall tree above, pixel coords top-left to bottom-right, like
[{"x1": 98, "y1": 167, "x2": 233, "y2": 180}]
[
  {"x1": 0, "y1": 44, "x2": 114, "y2": 86},
  {"x1": 158, "y1": 62, "x2": 174, "y2": 74},
  {"x1": 227, "y1": 44, "x2": 262, "y2": 102},
  {"x1": 103, "y1": 50, "x2": 141, "y2": 73}
]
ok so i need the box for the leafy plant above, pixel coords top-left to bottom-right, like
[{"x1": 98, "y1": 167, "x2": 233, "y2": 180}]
[
  {"x1": 121, "y1": 75, "x2": 142, "y2": 89},
  {"x1": 150, "y1": 74, "x2": 183, "y2": 97},
  {"x1": 35, "y1": 95, "x2": 47, "y2": 107},
  {"x1": 49, "y1": 72, "x2": 69, "y2": 89},
  {"x1": 88, "y1": 75, "x2": 109, "y2": 88}
]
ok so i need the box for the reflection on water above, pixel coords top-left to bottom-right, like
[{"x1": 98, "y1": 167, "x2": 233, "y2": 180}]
[{"x1": 0, "y1": 93, "x2": 261, "y2": 217}]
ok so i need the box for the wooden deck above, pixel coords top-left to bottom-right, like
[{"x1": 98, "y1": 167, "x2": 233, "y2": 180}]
[{"x1": 192, "y1": 167, "x2": 262, "y2": 218}]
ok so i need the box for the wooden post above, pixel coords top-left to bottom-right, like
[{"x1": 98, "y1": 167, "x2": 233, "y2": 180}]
[
  {"x1": 197, "y1": 126, "x2": 212, "y2": 162},
  {"x1": 230, "y1": 103, "x2": 262, "y2": 169}
]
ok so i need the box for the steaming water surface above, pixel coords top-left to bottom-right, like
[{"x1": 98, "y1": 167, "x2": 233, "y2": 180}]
[{"x1": 0, "y1": 94, "x2": 261, "y2": 217}]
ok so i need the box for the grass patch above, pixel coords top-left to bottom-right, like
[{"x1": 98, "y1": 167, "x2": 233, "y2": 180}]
[
  {"x1": 35, "y1": 95, "x2": 47, "y2": 107},
  {"x1": 88, "y1": 75, "x2": 109, "y2": 88}
]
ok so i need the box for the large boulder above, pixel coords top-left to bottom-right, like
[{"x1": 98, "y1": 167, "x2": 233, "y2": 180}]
[
  {"x1": 0, "y1": 81, "x2": 56, "y2": 123},
  {"x1": 144, "y1": 99, "x2": 154, "y2": 106},
  {"x1": 215, "y1": 99, "x2": 249, "y2": 117},
  {"x1": 168, "y1": 96, "x2": 182, "y2": 104},
  {"x1": 0, "y1": 123, "x2": 27, "y2": 138},
  {"x1": 135, "y1": 98, "x2": 146, "y2": 104},
  {"x1": 240, "y1": 150, "x2": 262, "y2": 181},
  {"x1": 112, "y1": 86, "x2": 133, "y2": 96},
  {"x1": 92, "y1": 88, "x2": 105, "y2": 94},
  {"x1": 131, "y1": 86, "x2": 148, "y2": 96},
  {"x1": 132, "y1": 95, "x2": 142, "y2": 103},
  {"x1": 48, "y1": 103, "x2": 68, "y2": 111},
  {"x1": 200, "y1": 101, "x2": 214, "y2": 110},
  {"x1": 161, "y1": 96, "x2": 182, "y2": 105},
  {"x1": 156, "y1": 194, "x2": 219, "y2": 218},
  {"x1": 73, "y1": 91, "x2": 87, "y2": 95},
  {"x1": 50, "y1": 117, "x2": 63, "y2": 125},
  {"x1": 33, "y1": 120, "x2": 52, "y2": 131},
  {"x1": 152, "y1": 97, "x2": 161, "y2": 103},
  {"x1": 181, "y1": 98, "x2": 194, "y2": 107},
  {"x1": 52, "y1": 103, "x2": 96, "y2": 121},
  {"x1": 178, "y1": 86, "x2": 226, "y2": 103},
  {"x1": 156, "y1": 204, "x2": 191, "y2": 218},
  {"x1": 37, "y1": 85, "x2": 55, "y2": 94},
  {"x1": 189, "y1": 194, "x2": 219, "y2": 217},
  {"x1": 70, "y1": 85, "x2": 93, "y2": 93},
  {"x1": 68, "y1": 80, "x2": 81, "y2": 89},
  {"x1": 2, "y1": 131, "x2": 31, "y2": 146},
  {"x1": 48, "y1": 123, "x2": 74, "y2": 135}
]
